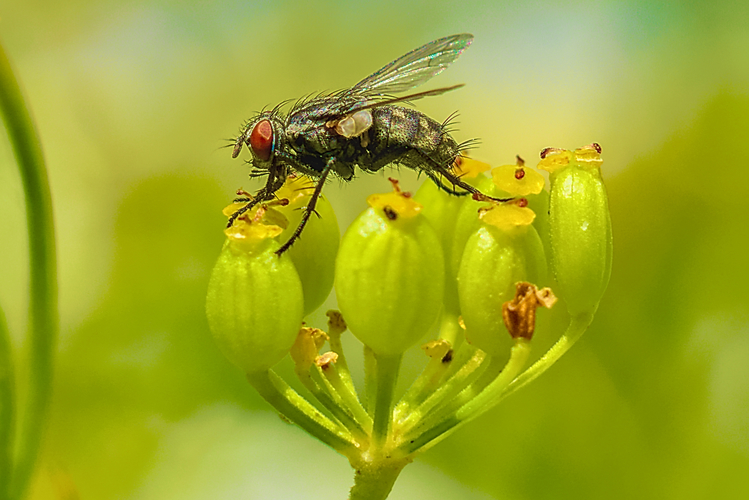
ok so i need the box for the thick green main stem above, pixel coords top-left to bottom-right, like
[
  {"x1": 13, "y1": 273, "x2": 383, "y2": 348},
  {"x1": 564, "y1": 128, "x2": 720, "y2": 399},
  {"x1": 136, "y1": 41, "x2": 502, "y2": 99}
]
[
  {"x1": 348, "y1": 457, "x2": 410, "y2": 500},
  {"x1": 0, "y1": 40, "x2": 59, "y2": 500}
]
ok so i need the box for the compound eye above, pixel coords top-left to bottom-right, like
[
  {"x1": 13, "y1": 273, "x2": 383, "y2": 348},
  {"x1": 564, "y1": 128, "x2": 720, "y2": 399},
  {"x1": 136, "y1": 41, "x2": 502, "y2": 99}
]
[{"x1": 249, "y1": 119, "x2": 273, "y2": 161}]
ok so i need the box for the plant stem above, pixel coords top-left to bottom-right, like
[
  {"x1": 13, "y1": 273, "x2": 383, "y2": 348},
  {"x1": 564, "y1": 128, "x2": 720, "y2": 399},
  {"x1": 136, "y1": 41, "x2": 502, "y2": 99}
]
[
  {"x1": 496, "y1": 313, "x2": 593, "y2": 402},
  {"x1": 363, "y1": 346, "x2": 376, "y2": 415},
  {"x1": 307, "y1": 366, "x2": 370, "y2": 442},
  {"x1": 320, "y1": 363, "x2": 372, "y2": 432},
  {"x1": 247, "y1": 370, "x2": 359, "y2": 457},
  {"x1": 397, "y1": 348, "x2": 487, "y2": 430},
  {"x1": 327, "y1": 328, "x2": 357, "y2": 396},
  {"x1": 437, "y1": 311, "x2": 461, "y2": 345},
  {"x1": 400, "y1": 312, "x2": 593, "y2": 455},
  {"x1": 0, "y1": 40, "x2": 59, "y2": 500},
  {"x1": 371, "y1": 353, "x2": 401, "y2": 452},
  {"x1": 394, "y1": 339, "x2": 479, "y2": 422},
  {"x1": 348, "y1": 457, "x2": 410, "y2": 500},
  {"x1": 394, "y1": 313, "x2": 458, "y2": 417},
  {"x1": 0, "y1": 306, "x2": 14, "y2": 500},
  {"x1": 398, "y1": 340, "x2": 531, "y2": 455}
]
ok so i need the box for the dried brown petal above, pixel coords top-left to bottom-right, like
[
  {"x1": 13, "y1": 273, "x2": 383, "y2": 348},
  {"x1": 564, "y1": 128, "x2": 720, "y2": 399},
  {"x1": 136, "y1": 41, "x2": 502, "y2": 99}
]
[{"x1": 502, "y1": 282, "x2": 557, "y2": 340}]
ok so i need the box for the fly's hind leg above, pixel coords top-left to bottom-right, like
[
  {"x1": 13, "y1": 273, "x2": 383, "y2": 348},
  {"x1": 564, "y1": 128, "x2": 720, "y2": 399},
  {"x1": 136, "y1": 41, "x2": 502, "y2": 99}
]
[
  {"x1": 427, "y1": 156, "x2": 513, "y2": 203},
  {"x1": 422, "y1": 169, "x2": 471, "y2": 197}
]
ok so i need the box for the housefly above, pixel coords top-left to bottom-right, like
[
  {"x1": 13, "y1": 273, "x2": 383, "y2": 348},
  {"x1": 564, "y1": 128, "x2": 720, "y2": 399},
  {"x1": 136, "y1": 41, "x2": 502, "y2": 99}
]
[{"x1": 229, "y1": 33, "x2": 505, "y2": 254}]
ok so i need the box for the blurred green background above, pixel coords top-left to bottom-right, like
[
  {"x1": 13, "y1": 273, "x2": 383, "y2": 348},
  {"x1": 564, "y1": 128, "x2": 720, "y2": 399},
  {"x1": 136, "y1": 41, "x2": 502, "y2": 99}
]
[{"x1": 1, "y1": 0, "x2": 748, "y2": 498}]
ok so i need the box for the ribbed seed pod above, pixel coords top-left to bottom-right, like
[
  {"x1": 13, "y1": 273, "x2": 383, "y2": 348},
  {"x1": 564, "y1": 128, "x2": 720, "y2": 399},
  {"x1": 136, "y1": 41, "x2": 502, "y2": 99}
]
[
  {"x1": 457, "y1": 203, "x2": 547, "y2": 357},
  {"x1": 335, "y1": 182, "x2": 444, "y2": 356},
  {"x1": 538, "y1": 144, "x2": 613, "y2": 316},
  {"x1": 206, "y1": 213, "x2": 304, "y2": 373}
]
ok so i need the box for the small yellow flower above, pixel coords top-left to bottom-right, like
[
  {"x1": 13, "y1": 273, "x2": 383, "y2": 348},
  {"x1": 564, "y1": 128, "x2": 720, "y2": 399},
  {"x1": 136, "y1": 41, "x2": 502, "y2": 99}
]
[
  {"x1": 479, "y1": 202, "x2": 536, "y2": 231},
  {"x1": 367, "y1": 179, "x2": 423, "y2": 220},
  {"x1": 491, "y1": 164, "x2": 545, "y2": 197}
]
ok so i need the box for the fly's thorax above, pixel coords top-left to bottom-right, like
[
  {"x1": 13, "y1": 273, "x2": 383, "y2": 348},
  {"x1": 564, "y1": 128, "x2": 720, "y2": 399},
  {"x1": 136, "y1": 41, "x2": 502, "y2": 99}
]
[{"x1": 286, "y1": 117, "x2": 342, "y2": 158}]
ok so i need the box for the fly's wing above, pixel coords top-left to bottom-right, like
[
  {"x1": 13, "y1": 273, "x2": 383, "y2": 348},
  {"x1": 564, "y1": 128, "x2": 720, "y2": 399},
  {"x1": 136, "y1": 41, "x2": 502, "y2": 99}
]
[
  {"x1": 347, "y1": 33, "x2": 473, "y2": 97},
  {"x1": 288, "y1": 34, "x2": 472, "y2": 123}
]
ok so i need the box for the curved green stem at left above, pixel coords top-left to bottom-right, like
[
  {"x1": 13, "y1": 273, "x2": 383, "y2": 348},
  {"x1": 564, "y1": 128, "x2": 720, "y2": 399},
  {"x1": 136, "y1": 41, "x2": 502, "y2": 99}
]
[
  {"x1": 0, "y1": 306, "x2": 15, "y2": 500},
  {"x1": 0, "y1": 39, "x2": 59, "y2": 500}
]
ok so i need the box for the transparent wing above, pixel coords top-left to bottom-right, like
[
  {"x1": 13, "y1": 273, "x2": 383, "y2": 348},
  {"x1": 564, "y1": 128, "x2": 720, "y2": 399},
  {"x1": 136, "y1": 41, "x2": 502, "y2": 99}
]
[{"x1": 347, "y1": 33, "x2": 473, "y2": 96}]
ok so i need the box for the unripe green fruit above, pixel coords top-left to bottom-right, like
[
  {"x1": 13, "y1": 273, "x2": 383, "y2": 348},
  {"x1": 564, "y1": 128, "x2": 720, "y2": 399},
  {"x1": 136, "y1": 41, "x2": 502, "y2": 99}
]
[
  {"x1": 548, "y1": 165, "x2": 612, "y2": 316},
  {"x1": 458, "y1": 223, "x2": 546, "y2": 357},
  {"x1": 335, "y1": 190, "x2": 444, "y2": 356},
  {"x1": 541, "y1": 145, "x2": 613, "y2": 316},
  {"x1": 206, "y1": 234, "x2": 304, "y2": 373}
]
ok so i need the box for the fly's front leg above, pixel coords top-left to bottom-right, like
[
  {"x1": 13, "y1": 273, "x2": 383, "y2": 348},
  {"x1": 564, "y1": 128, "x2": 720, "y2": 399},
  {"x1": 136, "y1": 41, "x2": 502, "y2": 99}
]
[
  {"x1": 226, "y1": 166, "x2": 287, "y2": 227},
  {"x1": 275, "y1": 157, "x2": 336, "y2": 256}
]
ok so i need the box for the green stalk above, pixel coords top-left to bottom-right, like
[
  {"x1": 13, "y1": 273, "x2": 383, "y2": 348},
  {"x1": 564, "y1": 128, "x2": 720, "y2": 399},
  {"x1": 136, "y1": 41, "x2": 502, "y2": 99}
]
[
  {"x1": 306, "y1": 366, "x2": 370, "y2": 442},
  {"x1": 0, "y1": 306, "x2": 15, "y2": 500},
  {"x1": 395, "y1": 313, "x2": 461, "y2": 418},
  {"x1": 496, "y1": 313, "x2": 592, "y2": 402},
  {"x1": 396, "y1": 349, "x2": 487, "y2": 430},
  {"x1": 247, "y1": 370, "x2": 359, "y2": 457},
  {"x1": 326, "y1": 327, "x2": 357, "y2": 396},
  {"x1": 395, "y1": 339, "x2": 479, "y2": 422},
  {"x1": 348, "y1": 457, "x2": 410, "y2": 500},
  {"x1": 398, "y1": 340, "x2": 531, "y2": 455},
  {"x1": 370, "y1": 353, "x2": 401, "y2": 452},
  {"x1": 0, "y1": 40, "x2": 59, "y2": 500},
  {"x1": 319, "y1": 363, "x2": 372, "y2": 432},
  {"x1": 400, "y1": 313, "x2": 593, "y2": 455},
  {"x1": 363, "y1": 346, "x2": 376, "y2": 415}
]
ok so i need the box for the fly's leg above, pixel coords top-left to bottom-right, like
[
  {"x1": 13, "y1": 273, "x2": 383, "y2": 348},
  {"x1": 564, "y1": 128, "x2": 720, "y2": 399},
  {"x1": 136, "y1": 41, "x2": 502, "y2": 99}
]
[
  {"x1": 422, "y1": 169, "x2": 471, "y2": 197},
  {"x1": 431, "y1": 160, "x2": 513, "y2": 203},
  {"x1": 226, "y1": 166, "x2": 287, "y2": 227},
  {"x1": 275, "y1": 157, "x2": 335, "y2": 256}
]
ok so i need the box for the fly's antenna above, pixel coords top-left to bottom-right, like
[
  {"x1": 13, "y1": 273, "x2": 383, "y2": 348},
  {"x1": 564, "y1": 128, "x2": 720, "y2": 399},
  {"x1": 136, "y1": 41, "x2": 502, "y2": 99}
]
[{"x1": 231, "y1": 135, "x2": 245, "y2": 158}]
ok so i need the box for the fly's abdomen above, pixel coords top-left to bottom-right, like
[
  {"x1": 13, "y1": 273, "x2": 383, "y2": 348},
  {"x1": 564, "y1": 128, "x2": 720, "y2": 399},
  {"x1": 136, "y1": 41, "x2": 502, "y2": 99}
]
[{"x1": 366, "y1": 106, "x2": 459, "y2": 172}]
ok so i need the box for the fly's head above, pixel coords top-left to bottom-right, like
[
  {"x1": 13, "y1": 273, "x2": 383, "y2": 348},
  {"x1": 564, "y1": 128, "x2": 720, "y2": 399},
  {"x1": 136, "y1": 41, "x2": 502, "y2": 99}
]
[{"x1": 232, "y1": 112, "x2": 287, "y2": 168}]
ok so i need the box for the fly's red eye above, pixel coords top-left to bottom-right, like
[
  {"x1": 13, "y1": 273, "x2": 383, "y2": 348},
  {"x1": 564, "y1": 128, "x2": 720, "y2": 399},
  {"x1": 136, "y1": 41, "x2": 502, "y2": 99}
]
[{"x1": 249, "y1": 119, "x2": 273, "y2": 161}]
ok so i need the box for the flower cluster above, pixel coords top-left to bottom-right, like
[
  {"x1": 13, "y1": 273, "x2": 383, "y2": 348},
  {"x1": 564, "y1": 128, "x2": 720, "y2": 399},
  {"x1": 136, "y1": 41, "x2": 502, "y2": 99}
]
[{"x1": 205, "y1": 144, "x2": 612, "y2": 499}]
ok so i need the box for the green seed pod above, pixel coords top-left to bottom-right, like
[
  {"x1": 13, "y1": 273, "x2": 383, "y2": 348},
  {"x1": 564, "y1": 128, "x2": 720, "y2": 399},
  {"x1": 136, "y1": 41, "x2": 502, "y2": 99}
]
[
  {"x1": 457, "y1": 204, "x2": 547, "y2": 357},
  {"x1": 450, "y1": 160, "x2": 548, "y2": 302},
  {"x1": 415, "y1": 157, "x2": 491, "y2": 314},
  {"x1": 275, "y1": 176, "x2": 340, "y2": 316},
  {"x1": 206, "y1": 216, "x2": 304, "y2": 373},
  {"x1": 335, "y1": 182, "x2": 444, "y2": 356},
  {"x1": 539, "y1": 144, "x2": 613, "y2": 316}
]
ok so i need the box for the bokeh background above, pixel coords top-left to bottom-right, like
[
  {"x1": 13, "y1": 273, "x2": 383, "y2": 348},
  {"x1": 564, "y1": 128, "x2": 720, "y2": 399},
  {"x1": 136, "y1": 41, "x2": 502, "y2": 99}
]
[{"x1": 1, "y1": 0, "x2": 748, "y2": 498}]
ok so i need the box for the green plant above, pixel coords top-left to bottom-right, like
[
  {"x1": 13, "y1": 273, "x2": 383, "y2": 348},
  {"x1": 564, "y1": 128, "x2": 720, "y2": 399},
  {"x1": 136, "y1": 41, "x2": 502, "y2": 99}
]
[
  {"x1": 0, "y1": 41, "x2": 59, "y2": 500},
  {"x1": 206, "y1": 147, "x2": 612, "y2": 499}
]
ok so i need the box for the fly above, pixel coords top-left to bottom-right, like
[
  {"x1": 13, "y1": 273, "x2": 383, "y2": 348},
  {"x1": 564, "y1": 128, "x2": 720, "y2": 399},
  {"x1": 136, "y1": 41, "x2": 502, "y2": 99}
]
[{"x1": 229, "y1": 33, "x2": 507, "y2": 254}]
